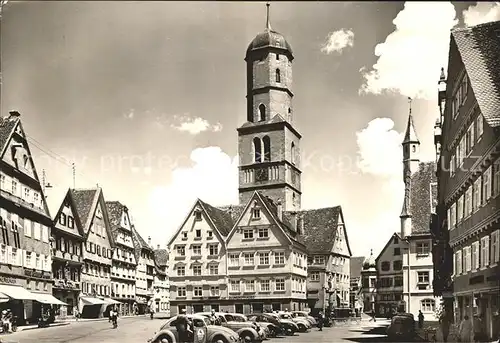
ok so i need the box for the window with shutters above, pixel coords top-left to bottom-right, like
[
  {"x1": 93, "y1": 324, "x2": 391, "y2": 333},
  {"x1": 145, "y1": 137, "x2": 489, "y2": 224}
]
[
  {"x1": 457, "y1": 195, "x2": 464, "y2": 223},
  {"x1": 471, "y1": 241, "x2": 479, "y2": 270},
  {"x1": 483, "y1": 167, "x2": 492, "y2": 203},
  {"x1": 481, "y1": 236, "x2": 490, "y2": 268},
  {"x1": 491, "y1": 230, "x2": 500, "y2": 264},
  {"x1": 456, "y1": 250, "x2": 462, "y2": 275},
  {"x1": 477, "y1": 114, "x2": 484, "y2": 138},
  {"x1": 450, "y1": 203, "x2": 457, "y2": 228},
  {"x1": 464, "y1": 186, "x2": 472, "y2": 218},
  {"x1": 494, "y1": 158, "x2": 500, "y2": 197},
  {"x1": 464, "y1": 246, "x2": 471, "y2": 272}
]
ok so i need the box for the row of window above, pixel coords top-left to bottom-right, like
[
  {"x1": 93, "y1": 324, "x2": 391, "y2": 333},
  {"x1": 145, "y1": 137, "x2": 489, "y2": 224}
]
[
  {"x1": 115, "y1": 233, "x2": 133, "y2": 248},
  {"x1": 0, "y1": 209, "x2": 50, "y2": 245},
  {"x1": 26, "y1": 279, "x2": 49, "y2": 292},
  {"x1": 81, "y1": 282, "x2": 110, "y2": 297},
  {"x1": 451, "y1": 74, "x2": 469, "y2": 119},
  {"x1": 54, "y1": 236, "x2": 81, "y2": 256},
  {"x1": 111, "y1": 265, "x2": 136, "y2": 278},
  {"x1": 86, "y1": 241, "x2": 113, "y2": 259},
  {"x1": 52, "y1": 265, "x2": 80, "y2": 282},
  {"x1": 310, "y1": 272, "x2": 349, "y2": 284},
  {"x1": 450, "y1": 113, "x2": 484, "y2": 175},
  {"x1": 380, "y1": 260, "x2": 403, "y2": 272},
  {"x1": 111, "y1": 282, "x2": 135, "y2": 296},
  {"x1": 114, "y1": 247, "x2": 135, "y2": 262},
  {"x1": 229, "y1": 278, "x2": 289, "y2": 293},
  {"x1": 181, "y1": 229, "x2": 213, "y2": 240},
  {"x1": 378, "y1": 276, "x2": 404, "y2": 288},
  {"x1": 0, "y1": 244, "x2": 51, "y2": 271},
  {"x1": 176, "y1": 244, "x2": 219, "y2": 257},
  {"x1": 58, "y1": 213, "x2": 75, "y2": 229},
  {"x1": 229, "y1": 251, "x2": 286, "y2": 266},
  {"x1": 0, "y1": 173, "x2": 43, "y2": 209},
  {"x1": 378, "y1": 293, "x2": 402, "y2": 302},
  {"x1": 242, "y1": 227, "x2": 268, "y2": 239},
  {"x1": 453, "y1": 230, "x2": 500, "y2": 275},
  {"x1": 447, "y1": 158, "x2": 500, "y2": 230},
  {"x1": 89, "y1": 222, "x2": 107, "y2": 238},
  {"x1": 176, "y1": 264, "x2": 219, "y2": 276},
  {"x1": 83, "y1": 262, "x2": 111, "y2": 278}
]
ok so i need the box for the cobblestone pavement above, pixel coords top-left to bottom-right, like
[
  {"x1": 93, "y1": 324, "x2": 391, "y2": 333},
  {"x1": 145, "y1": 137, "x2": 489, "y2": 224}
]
[{"x1": 1, "y1": 317, "x2": 390, "y2": 343}]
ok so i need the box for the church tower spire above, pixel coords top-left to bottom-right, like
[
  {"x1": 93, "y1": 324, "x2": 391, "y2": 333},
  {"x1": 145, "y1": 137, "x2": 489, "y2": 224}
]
[
  {"x1": 400, "y1": 98, "x2": 421, "y2": 238},
  {"x1": 238, "y1": 3, "x2": 301, "y2": 211}
]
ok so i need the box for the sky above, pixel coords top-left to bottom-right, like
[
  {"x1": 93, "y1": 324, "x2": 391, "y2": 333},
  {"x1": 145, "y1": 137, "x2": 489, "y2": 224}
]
[{"x1": 2, "y1": 1, "x2": 500, "y2": 258}]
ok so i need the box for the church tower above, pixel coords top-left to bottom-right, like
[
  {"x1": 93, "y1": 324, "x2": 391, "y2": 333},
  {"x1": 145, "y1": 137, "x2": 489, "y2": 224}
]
[
  {"x1": 237, "y1": 3, "x2": 302, "y2": 211},
  {"x1": 400, "y1": 101, "x2": 420, "y2": 238}
]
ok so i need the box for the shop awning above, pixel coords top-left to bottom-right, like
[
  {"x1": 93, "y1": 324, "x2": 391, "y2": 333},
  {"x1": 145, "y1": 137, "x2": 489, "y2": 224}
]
[
  {"x1": 0, "y1": 285, "x2": 37, "y2": 300},
  {"x1": 33, "y1": 293, "x2": 67, "y2": 305},
  {"x1": 101, "y1": 298, "x2": 121, "y2": 305},
  {"x1": 0, "y1": 293, "x2": 9, "y2": 303},
  {"x1": 81, "y1": 297, "x2": 106, "y2": 305}
]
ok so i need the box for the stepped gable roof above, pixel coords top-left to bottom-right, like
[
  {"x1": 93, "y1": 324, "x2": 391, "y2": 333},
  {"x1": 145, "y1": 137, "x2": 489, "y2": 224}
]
[
  {"x1": 291, "y1": 206, "x2": 342, "y2": 254},
  {"x1": 154, "y1": 249, "x2": 168, "y2": 267},
  {"x1": 452, "y1": 20, "x2": 500, "y2": 127},
  {"x1": 350, "y1": 256, "x2": 365, "y2": 279},
  {"x1": 70, "y1": 189, "x2": 98, "y2": 230},
  {"x1": 409, "y1": 161, "x2": 437, "y2": 236}
]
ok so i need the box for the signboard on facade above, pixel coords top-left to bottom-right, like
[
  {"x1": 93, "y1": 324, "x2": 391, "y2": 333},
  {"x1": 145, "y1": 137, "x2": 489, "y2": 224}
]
[
  {"x1": 0, "y1": 277, "x2": 16, "y2": 284},
  {"x1": 228, "y1": 295, "x2": 255, "y2": 300}
]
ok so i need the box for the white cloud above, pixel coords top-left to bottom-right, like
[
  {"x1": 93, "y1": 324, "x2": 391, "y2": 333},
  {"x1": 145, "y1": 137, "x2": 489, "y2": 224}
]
[
  {"x1": 359, "y1": 2, "x2": 458, "y2": 100},
  {"x1": 356, "y1": 118, "x2": 403, "y2": 178},
  {"x1": 147, "y1": 146, "x2": 238, "y2": 244},
  {"x1": 170, "y1": 114, "x2": 223, "y2": 135},
  {"x1": 123, "y1": 109, "x2": 135, "y2": 119},
  {"x1": 321, "y1": 29, "x2": 355, "y2": 54},
  {"x1": 463, "y1": 2, "x2": 500, "y2": 27}
]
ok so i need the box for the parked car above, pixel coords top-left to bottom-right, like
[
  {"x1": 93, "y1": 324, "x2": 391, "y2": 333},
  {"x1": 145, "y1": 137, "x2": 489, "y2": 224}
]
[
  {"x1": 229, "y1": 313, "x2": 268, "y2": 340},
  {"x1": 386, "y1": 313, "x2": 417, "y2": 342},
  {"x1": 291, "y1": 311, "x2": 317, "y2": 326},
  {"x1": 266, "y1": 313, "x2": 299, "y2": 336},
  {"x1": 277, "y1": 312, "x2": 311, "y2": 332},
  {"x1": 147, "y1": 314, "x2": 240, "y2": 343},
  {"x1": 246, "y1": 314, "x2": 283, "y2": 337},
  {"x1": 198, "y1": 312, "x2": 261, "y2": 343}
]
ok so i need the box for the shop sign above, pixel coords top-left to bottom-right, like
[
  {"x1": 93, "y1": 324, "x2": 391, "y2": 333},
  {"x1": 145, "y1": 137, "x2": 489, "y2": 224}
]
[
  {"x1": 24, "y1": 269, "x2": 51, "y2": 280},
  {"x1": 469, "y1": 275, "x2": 484, "y2": 285},
  {"x1": 0, "y1": 276, "x2": 16, "y2": 284}
]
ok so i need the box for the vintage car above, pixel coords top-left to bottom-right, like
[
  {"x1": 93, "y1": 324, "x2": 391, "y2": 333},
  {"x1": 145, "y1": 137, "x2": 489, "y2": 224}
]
[
  {"x1": 198, "y1": 312, "x2": 261, "y2": 342},
  {"x1": 265, "y1": 313, "x2": 299, "y2": 335},
  {"x1": 291, "y1": 311, "x2": 317, "y2": 326},
  {"x1": 229, "y1": 313, "x2": 269, "y2": 340},
  {"x1": 246, "y1": 314, "x2": 282, "y2": 337},
  {"x1": 277, "y1": 312, "x2": 311, "y2": 332},
  {"x1": 147, "y1": 314, "x2": 240, "y2": 343},
  {"x1": 386, "y1": 313, "x2": 417, "y2": 342}
]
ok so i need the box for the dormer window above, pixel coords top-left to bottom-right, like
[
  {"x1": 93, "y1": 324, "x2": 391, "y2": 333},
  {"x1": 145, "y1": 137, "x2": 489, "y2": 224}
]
[{"x1": 194, "y1": 210, "x2": 202, "y2": 221}]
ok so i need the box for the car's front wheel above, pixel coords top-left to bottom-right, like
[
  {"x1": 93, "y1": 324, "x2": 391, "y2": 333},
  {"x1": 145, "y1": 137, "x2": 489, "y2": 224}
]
[
  {"x1": 154, "y1": 335, "x2": 171, "y2": 343},
  {"x1": 284, "y1": 327, "x2": 295, "y2": 336},
  {"x1": 211, "y1": 335, "x2": 229, "y2": 343},
  {"x1": 240, "y1": 331, "x2": 254, "y2": 342},
  {"x1": 297, "y1": 323, "x2": 306, "y2": 332}
]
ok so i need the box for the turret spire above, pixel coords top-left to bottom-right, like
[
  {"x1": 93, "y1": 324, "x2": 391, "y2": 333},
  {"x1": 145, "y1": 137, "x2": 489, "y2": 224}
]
[
  {"x1": 266, "y1": 2, "x2": 272, "y2": 31},
  {"x1": 402, "y1": 98, "x2": 419, "y2": 145}
]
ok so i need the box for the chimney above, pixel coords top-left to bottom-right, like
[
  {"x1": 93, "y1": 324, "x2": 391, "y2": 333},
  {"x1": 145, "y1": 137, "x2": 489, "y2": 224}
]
[
  {"x1": 276, "y1": 199, "x2": 283, "y2": 221},
  {"x1": 157, "y1": 244, "x2": 160, "y2": 250},
  {"x1": 148, "y1": 236, "x2": 152, "y2": 247},
  {"x1": 9, "y1": 111, "x2": 20, "y2": 118}
]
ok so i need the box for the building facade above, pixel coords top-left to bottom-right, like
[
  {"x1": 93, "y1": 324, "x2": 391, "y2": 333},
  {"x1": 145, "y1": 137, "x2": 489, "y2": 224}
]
[
  {"x1": 375, "y1": 233, "x2": 404, "y2": 316},
  {"x1": 226, "y1": 192, "x2": 308, "y2": 314},
  {"x1": 153, "y1": 247, "x2": 170, "y2": 315},
  {"x1": 51, "y1": 189, "x2": 85, "y2": 317},
  {"x1": 72, "y1": 188, "x2": 117, "y2": 318},
  {"x1": 0, "y1": 111, "x2": 60, "y2": 324},
  {"x1": 434, "y1": 21, "x2": 500, "y2": 340},
  {"x1": 301, "y1": 208, "x2": 352, "y2": 315},
  {"x1": 106, "y1": 201, "x2": 137, "y2": 316},
  {"x1": 132, "y1": 227, "x2": 155, "y2": 314},
  {"x1": 350, "y1": 256, "x2": 365, "y2": 315},
  {"x1": 361, "y1": 251, "x2": 377, "y2": 313}
]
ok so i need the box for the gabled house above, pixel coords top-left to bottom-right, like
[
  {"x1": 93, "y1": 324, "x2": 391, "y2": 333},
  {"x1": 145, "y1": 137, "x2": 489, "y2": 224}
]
[
  {"x1": 167, "y1": 198, "x2": 244, "y2": 315},
  {"x1": 0, "y1": 111, "x2": 60, "y2": 324},
  {"x1": 435, "y1": 20, "x2": 500, "y2": 340},
  {"x1": 153, "y1": 246, "x2": 170, "y2": 316},
  {"x1": 106, "y1": 201, "x2": 137, "y2": 316},
  {"x1": 51, "y1": 188, "x2": 86, "y2": 317},
  {"x1": 71, "y1": 187, "x2": 118, "y2": 318},
  {"x1": 296, "y1": 206, "x2": 352, "y2": 314},
  {"x1": 131, "y1": 226, "x2": 155, "y2": 314},
  {"x1": 225, "y1": 191, "x2": 308, "y2": 314},
  {"x1": 374, "y1": 233, "x2": 404, "y2": 316}
]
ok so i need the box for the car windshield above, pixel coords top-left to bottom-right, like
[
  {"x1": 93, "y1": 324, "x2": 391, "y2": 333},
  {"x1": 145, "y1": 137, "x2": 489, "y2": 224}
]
[
  {"x1": 280, "y1": 314, "x2": 291, "y2": 319},
  {"x1": 232, "y1": 315, "x2": 247, "y2": 322},
  {"x1": 224, "y1": 314, "x2": 235, "y2": 322}
]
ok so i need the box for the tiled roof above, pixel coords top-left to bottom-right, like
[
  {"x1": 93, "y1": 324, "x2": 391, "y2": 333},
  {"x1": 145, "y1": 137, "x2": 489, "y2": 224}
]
[
  {"x1": 350, "y1": 256, "x2": 365, "y2": 279},
  {"x1": 452, "y1": 20, "x2": 500, "y2": 127},
  {"x1": 292, "y1": 206, "x2": 342, "y2": 254},
  {"x1": 52, "y1": 189, "x2": 85, "y2": 238},
  {"x1": 70, "y1": 189, "x2": 98, "y2": 230},
  {"x1": 105, "y1": 201, "x2": 124, "y2": 241},
  {"x1": 154, "y1": 249, "x2": 168, "y2": 267},
  {"x1": 409, "y1": 162, "x2": 437, "y2": 235},
  {"x1": 199, "y1": 200, "x2": 237, "y2": 236},
  {"x1": 131, "y1": 225, "x2": 151, "y2": 251},
  {"x1": 0, "y1": 116, "x2": 18, "y2": 155},
  {"x1": 216, "y1": 205, "x2": 246, "y2": 228}
]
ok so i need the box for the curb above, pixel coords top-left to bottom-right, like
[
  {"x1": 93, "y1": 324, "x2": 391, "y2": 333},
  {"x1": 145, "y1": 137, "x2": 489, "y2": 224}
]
[{"x1": 17, "y1": 322, "x2": 70, "y2": 332}]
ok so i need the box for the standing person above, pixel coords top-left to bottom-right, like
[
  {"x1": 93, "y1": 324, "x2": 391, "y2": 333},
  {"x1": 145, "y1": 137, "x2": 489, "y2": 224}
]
[
  {"x1": 473, "y1": 314, "x2": 485, "y2": 343},
  {"x1": 418, "y1": 310, "x2": 424, "y2": 329},
  {"x1": 176, "y1": 309, "x2": 191, "y2": 343},
  {"x1": 458, "y1": 315, "x2": 473, "y2": 343},
  {"x1": 440, "y1": 308, "x2": 451, "y2": 343},
  {"x1": 369, "y1": 309, "x2": 376, "y2": 322},
  {"x1": 318, "y1": 311, "x2": 324, "y2": 331},
  {"x1": 209, "y1": 309, "x2": 218, "y2": 325},
  {"x1": 73, "y1": 308, "x2": 79, "y2": 321}
]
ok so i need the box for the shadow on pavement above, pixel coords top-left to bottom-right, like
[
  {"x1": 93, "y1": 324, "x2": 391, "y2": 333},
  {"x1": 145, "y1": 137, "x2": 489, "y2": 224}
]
[{"x1": 343, "y1": 325, "x2": 389, "y2": 343}]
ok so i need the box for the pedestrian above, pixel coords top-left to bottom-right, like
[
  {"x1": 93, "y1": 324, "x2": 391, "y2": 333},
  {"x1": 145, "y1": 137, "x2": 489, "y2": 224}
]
[
  {"x1": 369, "y1": 309, "x2": 376, "y2": 322},
  {"x1": 439, "y1": 308, "x2": 451, "y2": 343},
  {"x1": 176, "y1": 309, "x2": 191, "y2": 343},
  {"x1": 418, "y1": 310, "x2": 424, "y2": 329},
  {"x1": 458, "y1": 315, "x2": 473, "y2": 342},
  {"x1": 74, "y1": 308, "x2": 79, "y2": 321},
  {"x1": 318, "y1": 311, "x2": 324, "y2": 331}
]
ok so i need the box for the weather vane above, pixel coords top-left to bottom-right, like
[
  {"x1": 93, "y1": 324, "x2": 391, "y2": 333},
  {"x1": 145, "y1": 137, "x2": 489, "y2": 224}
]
[{"x1": 408, "y1": 97, "x2": 413, "y2": 114}]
